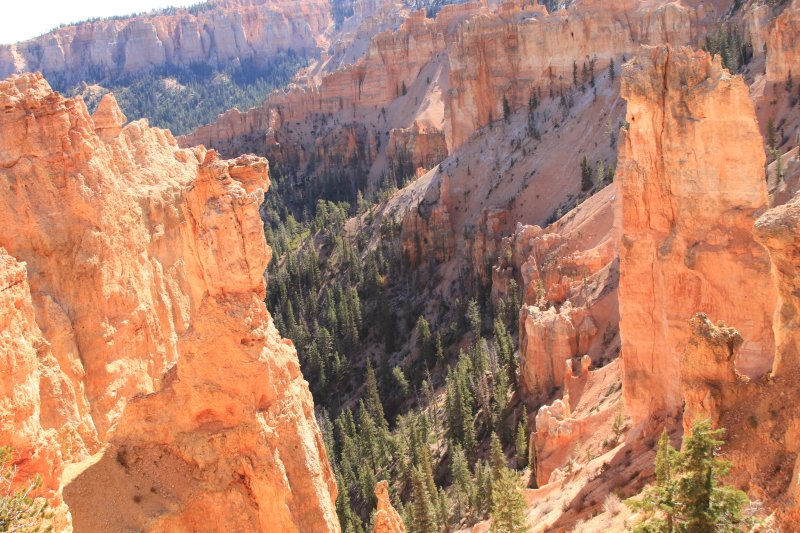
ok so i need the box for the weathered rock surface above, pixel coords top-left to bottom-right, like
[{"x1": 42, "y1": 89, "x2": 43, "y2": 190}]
[
  {"x1": 372, "y1": 480, "x2": 405, "y2": 533},
  {"x1": 766, "y1": 0, "x2": 800, "y2": 84},
  {"x1": 616, "y1": 46, "x2": 776, "y2": 428},
  {"x1": 0, "y1": 0, "x2": 333, "y2": 84},
  {"x1": 182, "y1": 0, "x2": 730, "y2": 196},
  {"x1": 0, "y1": 72, "x2": 338, "y2": 532},
  {"x1": 0, "y1": 250, "x2": 68, "y2": 528},
  {"x1": 513, "y1": 185, "x2": 619, "y2": 404}
]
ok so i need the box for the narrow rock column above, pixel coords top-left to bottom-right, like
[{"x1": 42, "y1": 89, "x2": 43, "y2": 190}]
[{"x1": 616, "y1": 46, "x2": 776, "y2": 427}]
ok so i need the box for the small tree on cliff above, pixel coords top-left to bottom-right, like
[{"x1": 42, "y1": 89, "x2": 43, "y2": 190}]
[
  {"x1": 0, "y1": 447, "x2": 51, "y2": 532},
  {"x1": 629, "y1": 420, "x2": 751, "y2": 532}
]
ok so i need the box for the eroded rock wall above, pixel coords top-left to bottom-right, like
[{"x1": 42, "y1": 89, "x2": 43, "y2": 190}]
[
  {"x1": 0, "y1": 0, "x2": 332, "y2": 83},
  {"x1": 0, "y1": 72, "x2": 338, "y2": 532},
  {"x1": 616, "y1": 46, "x2": 776, "y2": 428}
]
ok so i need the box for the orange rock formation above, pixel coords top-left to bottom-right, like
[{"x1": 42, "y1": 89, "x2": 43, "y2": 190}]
[
  {"x1": 372, "y1": 481, "x2": 406, "y2": 533},
  {"x1": 616, "y1": 46, "x2": 776, "y2": 428},
  {"x1": 0, "y1": 0, "x2": 332, "y2": 83},
  {"x1": 0, "y1": 73, "x2": 338, "y2": 532}
]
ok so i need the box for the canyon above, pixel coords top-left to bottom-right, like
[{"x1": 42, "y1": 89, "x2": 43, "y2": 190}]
[{"x1": 1, "y1": 0, "x2": 800, "y2": 531}]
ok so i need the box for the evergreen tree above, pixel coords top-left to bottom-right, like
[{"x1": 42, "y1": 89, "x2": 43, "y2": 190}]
[
  {"x1": 503, "y1": 95, "x2": 512, "y2": 122},
  {"x1": 609, "y1": 58, "x2": 616, "y2": 81},
  {"x1": 581, "y1": 154, "x2": 593, "y2": 191},
  {"x1": 410, "y1": 468, "x2": 437, "y2": 533},
  {"x1": 416, "y1": 315, "x2": 435, "y2": 365},
  {"x1": 0, "y1": 447, "x2": 50, "y2": 532},
  {"x1": 435, "y1": 332, "x2": 445, "y2": 366},
  {"x1": 450, "y1": 443, "x2": 472, "y2": 518},
  {"x1": 366, "y1": 358, "x2": 389, "y2": 431},
  {"x1": 467, "y1": 298, "x2": 482, "y2": 337},
  {"x1": 516, "y1": 407, "x2": 529, "y2": 469},
  {"x1": 630, "y1": 420, "x2": 751, "y2": 532},
  {"x1": 490, "y1": 468, "x2": 530, "y2": 533},
  {"x1": 474, "y1": 461, "x2": 494, "y2": 518},
  {"x1": 490, "y1": 432, "x2": 507, "y2": 474},
  {"x1": 573, "y1": 60, "x2": 579, "y2": 86},
  {"x1": 767, "y1": 117, "x2": 777, "y2": 150}
]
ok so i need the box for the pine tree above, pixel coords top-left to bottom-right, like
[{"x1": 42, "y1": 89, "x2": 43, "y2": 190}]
[
  {"x1": 450, "y1": 443, "x2": 472, "y2": 518},
  {"x1": 490, "y1": 468, "x2": 530, "y2": 533},
  {"x1": 489, "y1": 432, "x2": 507, "y2": 475},
  {"x1": 767, "y1": 117, "x2": 777, "y2": 150},
  {"x1": 0, "y1": 447, "x2": 50, "y2": 532},
  {"x1": 474, "y1": 461, "x2": 494, "y2": 518},
  {"x1": 573, "y1": 60, "x2": 578, "y2": 86},
  {"x1": 435, "y1": 332, "x2": 444, "y2": 365},
  {"x1": 416, "y1": 315, "x2": 435, "y2": 365},
  {"x1": 630, "y1": 421, "x2": 751, "y2": 532},
  {"x1": 516, "y1": 407, "x2": 529, "y2": 469},
  {"x1": 410, "y1": 468, "x2": 436, "y2": 533},
  {"x1": 580, "y1": 155, "x2": 593, "y2": 191},
  {"x1": 336, "y1": 472, "x2": 364, "y2": 533},
  {"x1": 609, "y1": 58, "x2": 616, "y2": 81},
  {"x1": 503, "y1": 95, "x2": 512, "y2": 122},
  {"x1": 467, "y1": 298, "x2": 482, "y2": 337},
  {"x1": 364, "y1": 361, "x2": 388, "y2": 431}
]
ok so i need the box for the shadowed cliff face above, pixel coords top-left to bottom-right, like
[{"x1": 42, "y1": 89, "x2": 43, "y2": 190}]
[
  {"x1": 0, "y1": 73, "x2": 338, "y2": 532},
  {"x1": 0, "y1": 0, "x2": 333, "y2": 84}
]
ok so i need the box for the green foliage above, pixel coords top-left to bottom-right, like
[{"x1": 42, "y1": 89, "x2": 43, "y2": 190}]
[
  {"x1": 515, "y1": 407, "x2": 529, "y2": 469},
  {"x1": 467, "y1": 298, "x2": 482, "y2": 337},
  {"x1": 630, "y1": 421, "x2": 752, "y2": 532},
  {"x1": 767, "y1": 118, "x2": 777, "y2": 150},
  {"x1": 416, "y1": 315, "x2": 435, "y2": 366},
  {"x1": 609, "y1": 58, "x2": 616, "y2": 82},
  {"x1": 58, "y1": 54, "x2": 307, "y2": 136},
  {"x1": 0, "y1": 447, "x2": 51, "y2": 532},
  {"x1": 503, "y1": 95, "x2": 512, "y2": 122},
  {"x1": 490, "y1": 468, "x2": 530, "y2": 533},
  {"x1": 703, "y1": 24, "x2": 753, "y2": 73},
  {"x1": 580, "y1": 155, "x2": 593, "y2": 191}
]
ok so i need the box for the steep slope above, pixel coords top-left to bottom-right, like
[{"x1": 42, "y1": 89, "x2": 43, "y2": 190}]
[
  {"x1": 0, "y1": 73, "x2": 338, "y2": 532},
  {"x1": 181, "y1": 0, "x2": 733, "y2": 206}
]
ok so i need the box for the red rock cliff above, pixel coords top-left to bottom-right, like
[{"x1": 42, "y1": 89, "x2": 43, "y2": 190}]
[
  {"x1": 616, "y1": 46, "x2": 776, "y2": 428},
  {"x1": 0, "y1": 72, "x2": 339, "y2": 532},
  {"x1": 0, "y1": 0, "x2": 332, "y2": 83}
]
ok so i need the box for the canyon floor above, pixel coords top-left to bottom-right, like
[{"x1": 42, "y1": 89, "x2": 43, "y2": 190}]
[{"x1": 2, "y1": 0, "x2": 800, "y2": 532}]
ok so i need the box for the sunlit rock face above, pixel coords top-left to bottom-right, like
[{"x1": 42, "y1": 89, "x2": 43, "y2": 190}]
[
  {"x1": 616, "y1": 46, "x2": 776, "y2": 428},
  {"x1": 0, "y1": 72, "x2": 339, "y2": 532},
  {"x1": 0, "y1": 0, "x2": 332, "y2": 83}
]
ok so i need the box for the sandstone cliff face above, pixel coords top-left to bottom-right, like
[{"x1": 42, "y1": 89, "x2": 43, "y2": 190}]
[
  {"x1": 511, "y1": 185, "x2": 618, "y2": 404},
  {"x1": 766, "y1": 0, "x2": 800, "y2": 84},
  {"x1": 0, "y1": 73, "x2": 338, "y2": 532},
  {"x1": 0, "y1": 251, "x2": 67, "y2": 526},
  {"x1": 185, "y1": 0, "x2": 726, "y2": 160},
  {"x1": 671, "y1": 196, "x2": 800, "y2": 523},
  {"x1": 616, "y1": 46, "x2": 776, "y2": 428},
  {"x1": 0, "y1": 0, "x2": 332, "y2": 83}
]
